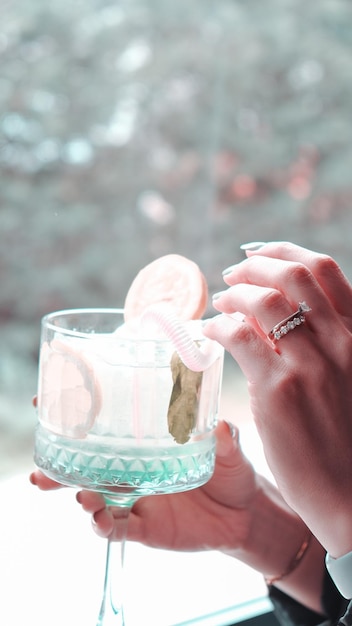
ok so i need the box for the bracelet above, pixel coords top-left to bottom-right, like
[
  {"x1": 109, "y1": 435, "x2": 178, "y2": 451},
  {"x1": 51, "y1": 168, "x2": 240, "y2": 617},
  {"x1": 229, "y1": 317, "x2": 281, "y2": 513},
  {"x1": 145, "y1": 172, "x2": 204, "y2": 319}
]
[{"x1": 265, "y1": 532, "x2": 312, "y2": 586}]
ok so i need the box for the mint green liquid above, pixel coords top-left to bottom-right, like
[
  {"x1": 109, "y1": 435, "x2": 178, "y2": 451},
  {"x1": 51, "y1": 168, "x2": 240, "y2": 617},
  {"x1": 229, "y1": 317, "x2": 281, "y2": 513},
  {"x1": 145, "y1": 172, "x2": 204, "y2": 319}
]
[{"x1": 34, "y1": 424, "x2": 215, "y2": 497}]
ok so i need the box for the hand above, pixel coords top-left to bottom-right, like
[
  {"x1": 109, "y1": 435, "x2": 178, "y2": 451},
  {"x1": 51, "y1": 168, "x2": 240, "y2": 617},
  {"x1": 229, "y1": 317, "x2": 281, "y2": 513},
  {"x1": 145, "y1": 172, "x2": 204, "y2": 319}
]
[
  {"x1": 204, "y1": 242, "x2": 352, "y2": 558},
  {"x1": 31, "y1": 421, "x2": 259, "y2": 552},
  {"x1": 30, "y1": 413, "x2": 326, "y2": 611}
]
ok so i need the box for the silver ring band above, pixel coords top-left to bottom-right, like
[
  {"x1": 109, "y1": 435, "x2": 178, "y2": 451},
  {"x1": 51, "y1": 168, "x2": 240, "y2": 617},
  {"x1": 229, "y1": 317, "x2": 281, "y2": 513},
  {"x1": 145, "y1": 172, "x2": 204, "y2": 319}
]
[{"x1": 268, "y1": 301, "x2": 311, "y2": 343}]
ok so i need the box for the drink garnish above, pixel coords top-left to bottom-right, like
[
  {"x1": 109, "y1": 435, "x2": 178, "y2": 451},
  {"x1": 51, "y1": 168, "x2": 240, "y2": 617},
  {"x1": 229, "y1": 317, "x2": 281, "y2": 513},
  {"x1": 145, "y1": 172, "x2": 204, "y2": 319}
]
[
  {"x1": 38, "y1": 339, "x2": 102, "y2": 438},
  {"x1": 124, "y1": 254, "x2": 208, "y2": 323},
  {"x1": 124, "y1": 254, "x2": 214, "y2": 443},
  {"x1": 168, "y1": 351, "x2": 203, "y2": 444}
]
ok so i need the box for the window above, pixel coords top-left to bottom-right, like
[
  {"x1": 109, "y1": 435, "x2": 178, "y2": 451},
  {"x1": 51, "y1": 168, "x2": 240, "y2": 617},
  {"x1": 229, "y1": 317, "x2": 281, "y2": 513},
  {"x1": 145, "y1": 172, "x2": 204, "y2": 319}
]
[{"x1": 1, "y1": 0, "x2": 352, "y2": 475}]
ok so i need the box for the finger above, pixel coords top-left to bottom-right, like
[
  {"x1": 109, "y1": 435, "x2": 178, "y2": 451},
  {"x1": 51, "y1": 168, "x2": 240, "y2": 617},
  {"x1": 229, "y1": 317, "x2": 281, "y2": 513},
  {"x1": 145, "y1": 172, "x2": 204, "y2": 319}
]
[
  {"x1": 92, "y1": 507, "x2": 115, "y2": 538},
  {"x1": 76, "y1": 490, "x2": 106, "y2": 513},
  {"x1": 29, "y1": 470, "x2": 64, "y2": 490},
  {"x1": 223, "y1": 254, "x2": 322, "y2": 308},
  {"x1": 218, "y1": 256, "x2": 343, "y2": 335},
  {"x1": 211, "y1": 283, "x2": 328, "y2": 357},
  {"x1": 76, "y1": 491, "x2": 126, "y2": 539},
  {"x1": 213, "y1": 283, "x2": 297, "y2": 338},
  {"x1": 240, "y1": 241, "x2": 352, "y2": 317},
  {"x1": 204, "y1": 313, "x2": 279, "y2": 383},
  {"x1": 212, "y1": 281, "x2": 347, "y2": 357},
  {"x1": 215, "y1": 420, "x2": 240, "y2": 460},
  {"x1": 205, "y1": 420, "x2": 256, "y2": 509}
]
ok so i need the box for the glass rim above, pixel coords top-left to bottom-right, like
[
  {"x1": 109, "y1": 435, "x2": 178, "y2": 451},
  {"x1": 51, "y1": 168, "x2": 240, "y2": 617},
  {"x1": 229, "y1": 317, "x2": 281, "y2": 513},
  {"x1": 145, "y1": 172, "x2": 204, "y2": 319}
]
[
  {"x1": 41, "y1": 307, "x2": 208, "y2": 343},
  {"x1": 42, "y1": 307, "x2": 125, "y2": 339}
]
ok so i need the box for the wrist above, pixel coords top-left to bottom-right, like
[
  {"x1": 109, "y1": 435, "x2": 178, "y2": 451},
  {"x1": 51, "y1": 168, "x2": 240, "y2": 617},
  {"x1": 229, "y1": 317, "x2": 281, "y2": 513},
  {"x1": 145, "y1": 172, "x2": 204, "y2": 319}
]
[
  {"x1": 226, "y1": 476, "x2": 308, "y2": 577},
  {"x1": 264, "y1": 531, "x2": 311, "y2": 586},
  {"x1": 222, "y1": 476, "x2": 326, "y2": 614},
  {"x1": 310, "y1": 506, "x2": 352, "y2": 560}
]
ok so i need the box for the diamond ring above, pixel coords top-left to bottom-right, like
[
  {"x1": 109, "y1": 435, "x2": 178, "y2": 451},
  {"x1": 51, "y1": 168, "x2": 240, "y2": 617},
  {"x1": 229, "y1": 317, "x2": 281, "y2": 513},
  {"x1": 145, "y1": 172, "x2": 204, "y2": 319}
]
[{"x1": 268, "y1": 301, "x2": 312, "y2": 343}]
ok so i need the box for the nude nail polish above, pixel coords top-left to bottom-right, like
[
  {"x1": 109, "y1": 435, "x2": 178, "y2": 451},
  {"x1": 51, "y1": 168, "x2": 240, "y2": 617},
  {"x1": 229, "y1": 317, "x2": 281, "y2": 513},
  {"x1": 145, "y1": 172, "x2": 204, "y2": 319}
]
[
  {"x1": 222, "y1": 265, "x2": 236, "y2": 277},
  {"x1": 212, "y1": 291, "x2": 225, "y2": 300},
  {"x1": 225, "y1": 421, "x2": 240, "y2": 443},
  {"x1": 240, "y1": 241, "x2": 266, "y2": 251}
]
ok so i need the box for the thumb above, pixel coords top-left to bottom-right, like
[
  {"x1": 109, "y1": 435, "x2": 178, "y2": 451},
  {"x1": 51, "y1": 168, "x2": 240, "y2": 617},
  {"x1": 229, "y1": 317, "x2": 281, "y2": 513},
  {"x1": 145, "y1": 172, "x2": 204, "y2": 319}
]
[
  {"x1": 215, "y1": 419, "x2": 240, "y2": 460},
  {"x1": 208, "y1": 420, "x2": 257, "y2": 508}
]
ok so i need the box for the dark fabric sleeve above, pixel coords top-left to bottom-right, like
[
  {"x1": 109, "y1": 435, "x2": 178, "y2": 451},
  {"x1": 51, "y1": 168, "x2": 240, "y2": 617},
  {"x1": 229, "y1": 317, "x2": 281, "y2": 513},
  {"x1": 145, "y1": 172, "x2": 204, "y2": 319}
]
[
  {"x1": 337, "y1": 600, "x2": 352, "y2": 626},
  {"x1": 322, "y1": 571, "x2": 349, "y2": 624},
  {"x1": 268, "y1": 585, "x2": 326, "y2": 626},
  {"x1": 267, "y1": 570, "x2": 349, "y2": 626}
]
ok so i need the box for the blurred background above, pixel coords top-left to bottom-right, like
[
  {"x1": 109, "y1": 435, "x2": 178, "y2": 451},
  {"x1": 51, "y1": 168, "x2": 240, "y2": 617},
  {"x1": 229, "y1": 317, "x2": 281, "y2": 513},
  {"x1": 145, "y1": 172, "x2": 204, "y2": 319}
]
[{"x1": 1, "y1": 0, "x2": 352, "y2": 477}]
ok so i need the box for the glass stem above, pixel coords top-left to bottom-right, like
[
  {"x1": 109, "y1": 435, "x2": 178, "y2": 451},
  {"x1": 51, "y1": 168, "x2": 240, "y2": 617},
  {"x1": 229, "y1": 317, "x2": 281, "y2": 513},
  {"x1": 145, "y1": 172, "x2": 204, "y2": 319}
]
[{"x1": 96, "y1": 503, "x2": 132, "y2": 626}]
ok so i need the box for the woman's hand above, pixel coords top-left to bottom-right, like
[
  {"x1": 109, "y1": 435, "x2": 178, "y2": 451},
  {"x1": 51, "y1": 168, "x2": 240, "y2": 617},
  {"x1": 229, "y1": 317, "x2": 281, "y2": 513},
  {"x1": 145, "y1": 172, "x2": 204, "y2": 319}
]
[
  {"x1": 30, "y1": 415, "x2": 326, "y2": 612},
  {"x1": 31, "y1": 421, "x2": 259, "y2": 552},
  {"x1": 204, "y1": 242, "x2": 352, "y2": 558}
]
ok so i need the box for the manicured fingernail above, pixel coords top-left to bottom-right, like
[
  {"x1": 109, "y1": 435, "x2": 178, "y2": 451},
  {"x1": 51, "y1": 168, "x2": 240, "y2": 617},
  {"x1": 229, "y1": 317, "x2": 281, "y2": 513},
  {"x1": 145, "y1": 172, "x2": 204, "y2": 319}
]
[
  {"x1": 240, "y1": 241, "x2": 266, "y2": 251},
  {"x1": 222, "y1": 265, "x2": 236, "y2": 277},
  {"x1": 212, "y1": 291, "x2": 226, "y2": 301},
  {"x1": 228, "y1": 421, "x2": 239, "y2": 441},
  {"x1": 76, "y1": 492, "x2": 82, "y2": 504}
]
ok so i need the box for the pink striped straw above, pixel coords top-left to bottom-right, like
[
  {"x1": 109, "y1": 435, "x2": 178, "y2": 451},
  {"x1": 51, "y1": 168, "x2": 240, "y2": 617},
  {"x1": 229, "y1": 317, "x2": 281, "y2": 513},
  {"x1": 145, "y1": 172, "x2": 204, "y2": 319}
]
[{"x1": 141, "y1": 306, "x2": 219, "y2": 372}]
